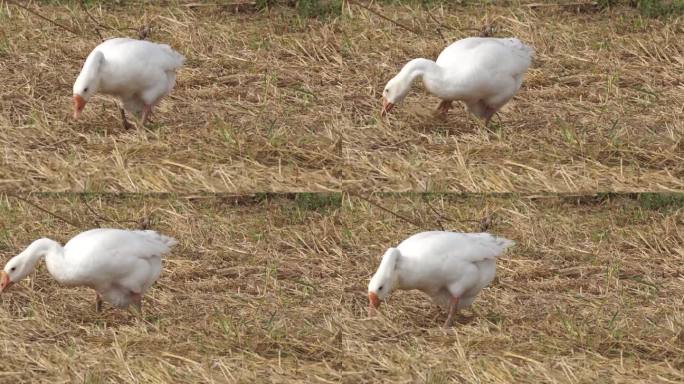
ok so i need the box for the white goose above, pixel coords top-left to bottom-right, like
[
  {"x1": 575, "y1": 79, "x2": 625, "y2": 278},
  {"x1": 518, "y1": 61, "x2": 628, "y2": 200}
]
[
  {"x1": 73, "y1": 37, "x2": 185, "y2": 129},
  {"x1": 368, "y1": 231, "x2": 514, "y2": 328},
  {"x1": 381, "y1": 37, "x2": 534, "y2": 125},
  {"x1": 0, "y1": 228, "x2": 176, "y2": 312}
]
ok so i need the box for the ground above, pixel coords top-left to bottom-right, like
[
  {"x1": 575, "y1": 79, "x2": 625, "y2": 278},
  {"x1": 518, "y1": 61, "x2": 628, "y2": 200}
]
[
  {"x1": 0, "y1": 1, "x2": 681, "y2": 192},
  {"x1": 0, "y1": 0, "x2": 682, "y2": 383},
  {"x1": 0, "y1": 193, "x2": 682, "y2": 382}
]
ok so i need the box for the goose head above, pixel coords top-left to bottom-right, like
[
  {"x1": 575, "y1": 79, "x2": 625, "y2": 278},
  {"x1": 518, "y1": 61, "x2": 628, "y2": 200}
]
[
  {"x1": 0, "y1": 238, "x2": 58, "y2": 293},
  {"x1": 381, "y1": 75, "x2": 411, "y2": 117},
  {"x1": 72, "y1": 50, "x2": 104, "y2": 119},
  {"x1": 1, "y1": 253, "x2": 35, "y2": 293},
  {"x1": 367, "y1": 247, "x2": 401, "y2": 312}
]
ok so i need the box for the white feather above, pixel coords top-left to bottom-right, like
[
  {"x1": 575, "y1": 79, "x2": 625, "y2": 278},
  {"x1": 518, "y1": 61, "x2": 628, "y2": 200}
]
[
  {"x1": 1, "y1": 228, "x2": 176, "y2": 309},
  {"x1": 369, "y1": 231, "x2": 514, "y2": 310},
  {"x1": 383, "y1": 37, "x2": 534, "y2": 120},
  {"x1": 73, "y1": 37, "x2": 184, "y2": 118}
]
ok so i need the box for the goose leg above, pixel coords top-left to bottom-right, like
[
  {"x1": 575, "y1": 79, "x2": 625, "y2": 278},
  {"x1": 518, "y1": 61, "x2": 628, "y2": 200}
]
[
  {"x1": 119, "y1": 106, "x2": 134, "y2": 130},
  {"x1": 130, "y1": 292, "x2": 143, "y2": 314},
  {"x1": 483, "y1": 107, "x2": 498, "y2": 127},
  {"x1": 95, "y1": 292, "x2": 103, "y2": 312},
  {"x1": 141, "y1": 104, "x2": 153, "y2": 126},
  {"x1": 443, "y1": 296, "x2": 460, "y2": 328},
  {"x1": 437, "y1": 100, "x2": 453, "y2": 116}
]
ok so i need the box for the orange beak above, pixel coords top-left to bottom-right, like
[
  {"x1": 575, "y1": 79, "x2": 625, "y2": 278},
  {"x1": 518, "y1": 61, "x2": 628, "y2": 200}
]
[
  {"x1": 381, "y1": 97, "x2": 394, "y2": 117},
  {"x1": 73, "y1": 94, "x2": 86, "y2": 119},
  {"x1": 368, "y1": 292, "x2": 381, "y2": 310},
  {"x1": 0, "y1": 271, "x2": 13, "y2": 293}
]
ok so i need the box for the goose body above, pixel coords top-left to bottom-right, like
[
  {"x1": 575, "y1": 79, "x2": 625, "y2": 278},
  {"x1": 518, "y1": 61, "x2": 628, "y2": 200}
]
[
  {"x1": 73, "y1": 38, "x2": 185, "y2": 127},
  {"x1": 0, "y1": 228, "x2": 176, "y2": 311},
  {"x1": 381, "y1": 37, "x2": 534, "y2": 125},
  {"x1": 368, "y1": 231, "x2": 514, "y2": 327}
]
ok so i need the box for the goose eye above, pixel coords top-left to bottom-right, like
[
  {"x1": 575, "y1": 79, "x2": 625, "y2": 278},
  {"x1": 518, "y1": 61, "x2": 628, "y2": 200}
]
[
  {"x1": 84, "y1": 87, "x2": 89, "y2": 92},
  {"x1": 10, "y1": 267, "x2": 16, "y2": 272},
  {"x1": 378, "y1": 285, "x2": 384, "y2": 291}
]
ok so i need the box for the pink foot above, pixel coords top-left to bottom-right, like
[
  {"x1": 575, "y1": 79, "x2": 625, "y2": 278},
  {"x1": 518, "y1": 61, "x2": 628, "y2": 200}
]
[
  {"x1": 141, "y1": 104, "x2": 153, "y2": 125},
  {"x1": 437, "y1": 100, "x2": 453, "y2": 116}
]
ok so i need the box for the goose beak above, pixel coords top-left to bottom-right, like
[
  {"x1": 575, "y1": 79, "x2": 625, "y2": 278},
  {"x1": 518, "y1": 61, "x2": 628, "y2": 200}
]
[
  {"x1": 381, "y1": 97, "x2": 394, "y2": 117},
  {"x1": 0, "y1": 271, "x2": 13, "y2": 293},
  {"x1": 368, "y1": 292, "x2": 381, "y2": 311},
  {"x1": 73, "y1": 95, "x2": 86, "y2": 119}
]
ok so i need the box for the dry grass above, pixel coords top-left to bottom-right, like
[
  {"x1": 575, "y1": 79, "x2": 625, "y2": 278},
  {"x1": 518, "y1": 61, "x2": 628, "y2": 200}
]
[
  {"x1": 0, "y1": 192, "x2": 682, "y2": 382},
  {"x1": 340, "y1": 2, "x2": 683, "y2": 192},
  {"x1": 0, "y1": 1, "x2": 681, "y2": 192},
  {"x1": 0, "y1": 1, "x2": 682, "y2": 382}
]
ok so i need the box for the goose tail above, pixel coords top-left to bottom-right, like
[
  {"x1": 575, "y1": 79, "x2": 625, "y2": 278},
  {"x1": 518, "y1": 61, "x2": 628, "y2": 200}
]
[
  {"x1": 135, "y1": 230, "x2": 178, "y2": 254},
  {"x1": 491, "y1": 235, "x2": 515, "y2": 254}
]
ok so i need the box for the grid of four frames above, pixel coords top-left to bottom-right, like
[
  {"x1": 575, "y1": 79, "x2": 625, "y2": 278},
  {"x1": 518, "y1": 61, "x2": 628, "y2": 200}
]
[{"x1": 0, "y1": 1, "x2": 682, "y2": 383}]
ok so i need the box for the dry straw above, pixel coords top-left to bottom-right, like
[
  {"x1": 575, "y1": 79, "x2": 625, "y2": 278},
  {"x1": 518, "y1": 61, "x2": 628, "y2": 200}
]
[
  {"x1": 0, "y1": 192, "x2": 681, "y2": 382},
  {"x1": 0, "y1": 1, "x2": 681, "y2": 192}
]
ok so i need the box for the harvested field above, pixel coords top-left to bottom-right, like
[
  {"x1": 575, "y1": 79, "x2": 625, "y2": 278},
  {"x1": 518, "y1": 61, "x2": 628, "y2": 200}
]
[
  {"x1": 0, "y1": 1, "x2": 681, "y2": 192},
  {"x1": 0, "y1": 0, "x2": 683, "y2": 382},
  {"x1": 0, "y1": 192, "x2": 682, "y2": 382}
]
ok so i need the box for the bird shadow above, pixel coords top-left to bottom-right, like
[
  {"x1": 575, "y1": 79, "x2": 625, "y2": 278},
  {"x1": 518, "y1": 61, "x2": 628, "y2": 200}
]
[
  {"x1": 454, "y1": 313, "x2": 477, "y2": 325},
  {"x1": 421, "y1": 308, "x2": 478, "y2": 327},
  {"x1": 67, "y1": 303, "x2": 160, "y2": 329},
  {"x1": 411, "y1": 107, "x2": 496, "y2": 137}
]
